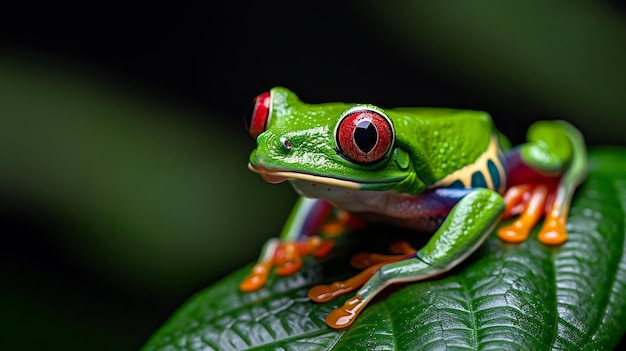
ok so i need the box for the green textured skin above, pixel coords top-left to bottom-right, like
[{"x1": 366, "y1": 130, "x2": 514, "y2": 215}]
[
  {"x1": 249, "y1": 87, "x2": 495, "y2": 194},
  {"x1": 418, "y1": 188, "x2": 504, "y2": 265},
  {"x1": 521, "y1": 120, "x2": 576, "y2": 172},
  {"x1": 388, "y1": 107, "x2": 493, "y2": 188}
]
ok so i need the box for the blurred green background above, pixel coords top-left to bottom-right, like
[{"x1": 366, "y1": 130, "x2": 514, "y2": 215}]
[{"x1": 1, "y1": 1, "x2": 625, "y2": 350}]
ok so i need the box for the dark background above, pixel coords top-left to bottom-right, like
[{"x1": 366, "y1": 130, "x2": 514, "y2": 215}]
[{"x1": 1, "y1": 2, "x2": 625, "y2": 350}]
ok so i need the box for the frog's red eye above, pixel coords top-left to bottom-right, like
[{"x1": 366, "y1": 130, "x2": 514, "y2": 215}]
[
  {"x1": 245, "y1": 92, "x2": 271, "y2": 139},
  {"x1": 335, "y1": 107, "x2": 394, "y2": 165}
]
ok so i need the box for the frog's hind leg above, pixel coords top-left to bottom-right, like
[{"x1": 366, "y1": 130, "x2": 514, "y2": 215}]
[
  {"x1": 537, "y1": 122, "x2": 587, "y2": 244},
  {"x1": 498, "y1": 120, "x2": 587, "y2": 245},
  {"x1": 312, "y1": 188, "x2": 504, "y2": 328}
]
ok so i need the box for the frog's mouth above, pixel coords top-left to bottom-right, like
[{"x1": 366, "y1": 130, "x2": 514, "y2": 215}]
[{"x1": 248, "y1": 163, "x2": 361, "y2": 189}]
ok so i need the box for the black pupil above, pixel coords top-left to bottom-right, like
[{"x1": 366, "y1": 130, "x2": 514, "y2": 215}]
[{"x1": 354, "y1": 120, "x2": 377, "y2": 153}]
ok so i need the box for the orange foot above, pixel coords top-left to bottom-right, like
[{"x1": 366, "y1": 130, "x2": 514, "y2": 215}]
[
  {"x1": 498, "y1": 183, "x2": 568, "y2": 245},
  {"x1": 239, "y1": 260, "x2": 272, "y2": 292},
  {"x1": 498, "y1": 184, "x2": 548, "y2": 243},
  {"x1": 239, "y1": 236, "x2": 333, "y2": 292},
  {"x1": 308, "y1": 241, "x2": 417, "y2": 328},
  {"x1": 538, "y1": 214, "x2": 567, "y2": 245}
]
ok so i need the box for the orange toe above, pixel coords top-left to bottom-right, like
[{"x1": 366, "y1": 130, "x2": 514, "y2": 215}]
[
  {"x1": 538, "y1": 217, "x2": 567, "y2": 245},
  {"x1": 239, "y1": 262, "x2": 271, "y2": 292},
  {"x1": 275, "y1": 257, "x2": 302, "y2": 276},
  {"x1": 326, "y1": 296, "x2": 368, "y2": 329},
  {"x1": 497, "y1": 223, "x2": 531, "y2": 243},
  {"x1": 308, "y1": 284, "x2": 346, "y2": 303},
  {"x1": 309, "y1": 263, "x2": 383, "y2": 302},
  {"x1": 311, "y1": 240, "x2": 334, "y2": 257}
]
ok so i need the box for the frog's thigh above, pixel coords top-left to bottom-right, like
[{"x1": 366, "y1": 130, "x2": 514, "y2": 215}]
[
  {"x1": 520, "y1": 120, "x2": 576, "y2": 172},
  {"x1": 360, "y1": 188, "x2": 505, "y2": 300},
  {"x1": 515, "y1": 120, "x2": 587, "y2": 245}
]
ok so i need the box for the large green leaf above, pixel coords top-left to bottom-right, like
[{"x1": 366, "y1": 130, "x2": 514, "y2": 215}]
[{"x1": 142, "y1": 148, "x2": 626, "y2": 350}]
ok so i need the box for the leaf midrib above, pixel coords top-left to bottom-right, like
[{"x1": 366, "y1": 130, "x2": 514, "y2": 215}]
[{"x1": 461, "y1": 275, "x2": 478, "y2": 349}]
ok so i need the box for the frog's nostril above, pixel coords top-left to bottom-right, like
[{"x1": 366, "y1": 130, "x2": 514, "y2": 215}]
[{"x1": 280, "y1": 137, "x2": 292, "y2": 151}]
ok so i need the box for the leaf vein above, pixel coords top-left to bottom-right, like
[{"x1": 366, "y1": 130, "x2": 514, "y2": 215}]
[
  {"x1": 547, "y1": 231, "x2": 559, "y2": 349},
  {"x1": 380, "y1": 300, "x2": 398, "y2": 351},
  {"x1": 460, "y1": 275, "x2": 478, "y2": 347}
]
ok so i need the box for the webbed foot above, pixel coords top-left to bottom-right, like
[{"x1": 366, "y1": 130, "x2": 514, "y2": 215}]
[
  {"x1": 537, "y1": 215, "x2": 567, "y2": 245},
  {"x1": 239, "y1": 260, "x2": 273, "y2": 292},
  {"x1": 499, "y1": 120, "x2": 587, "y2": 246},
  {"x1": 239, "y1": 236, "x2": 332, "y2": 292},
  {"x1": 497, "y1": 182, "x2": 569, "y2": 245},
  {"x1": 498, "y1": 184, "x2": 549, "y2": 243}
]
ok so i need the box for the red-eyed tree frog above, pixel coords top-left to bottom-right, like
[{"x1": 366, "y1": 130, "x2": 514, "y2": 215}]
[{"x1": 240, "y1": 87, "x2": 588, "y2": 329}]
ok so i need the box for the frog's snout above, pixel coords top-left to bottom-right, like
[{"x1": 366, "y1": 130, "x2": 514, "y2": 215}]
[{"x1": 247, "y1": 163, "x2": 289, "y2": 184}]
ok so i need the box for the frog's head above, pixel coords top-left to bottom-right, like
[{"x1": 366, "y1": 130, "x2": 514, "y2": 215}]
[{"x1": 245, "y1": 87, "x2": 425, "y2": 197}]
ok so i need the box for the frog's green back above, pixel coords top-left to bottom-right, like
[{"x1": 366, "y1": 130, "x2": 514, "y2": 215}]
[{"x1": 387, "y1": 107, "x2": 496, "y2": 186}]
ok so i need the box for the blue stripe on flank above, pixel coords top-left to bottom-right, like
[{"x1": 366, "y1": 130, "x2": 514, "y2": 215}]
[
  {"x1": 471, "y1": 171, "x2": 487, "y2": 188},
  {"x1": 487, "y1": 159, "x2": 500, "y2": 191}
]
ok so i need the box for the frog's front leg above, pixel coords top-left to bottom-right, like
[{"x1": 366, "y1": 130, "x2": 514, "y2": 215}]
[
  {"x1": 239, "y1": 197, "x2": 361, "y2": 292},
  {"x1": 310, "y1": 188, "x2": 505, "y2": 328},
  {"x1": 498, "y1": 120, "x2": 587, "y2": 245}
]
